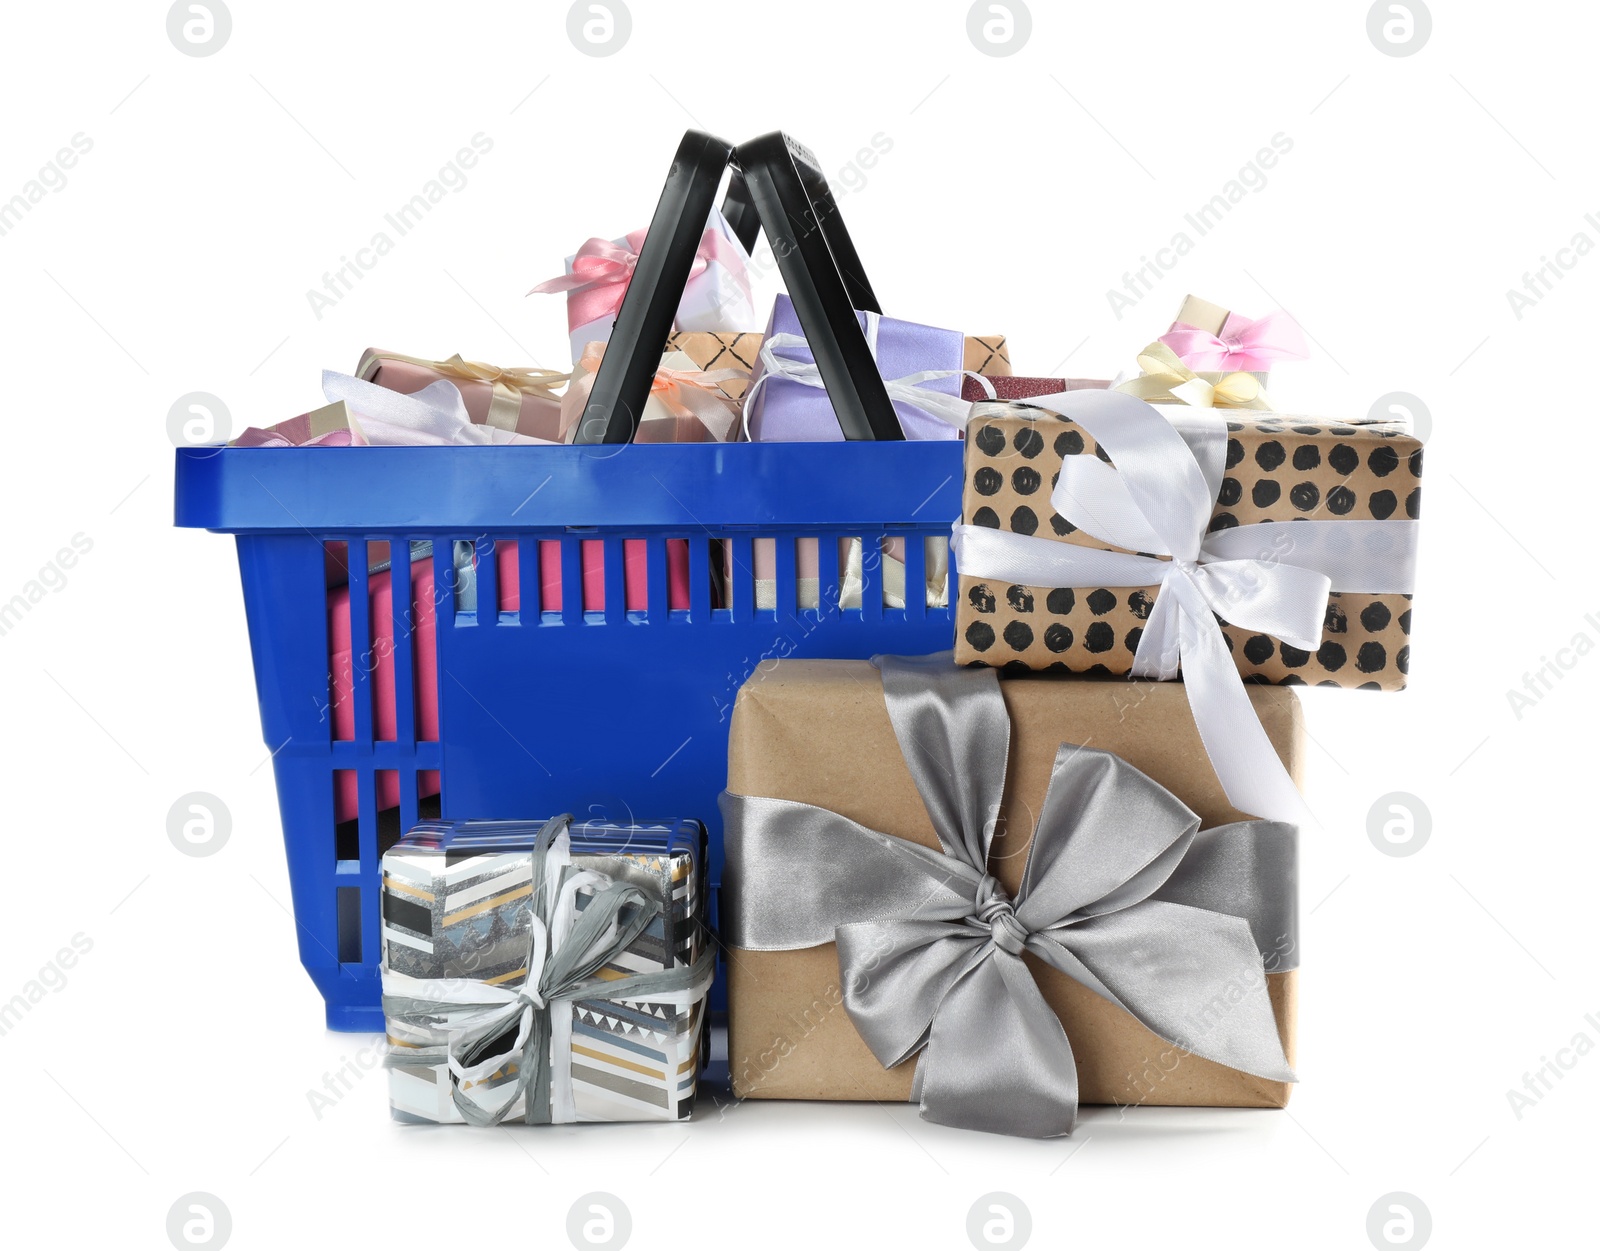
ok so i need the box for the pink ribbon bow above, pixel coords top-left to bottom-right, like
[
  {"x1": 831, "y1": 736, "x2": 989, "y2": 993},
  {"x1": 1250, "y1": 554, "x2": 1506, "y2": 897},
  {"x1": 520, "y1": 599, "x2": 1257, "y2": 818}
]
[
  {"x1": 1158, "y1": 309, "x2": 1310, "y2": 373},
  {"x1": 528, "y1": 226, "x2": 747, "y2": 334}
]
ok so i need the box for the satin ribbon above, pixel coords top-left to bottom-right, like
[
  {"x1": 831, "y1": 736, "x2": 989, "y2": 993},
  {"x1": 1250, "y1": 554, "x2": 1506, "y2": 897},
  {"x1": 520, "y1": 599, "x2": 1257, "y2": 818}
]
[
  {"x1": 382, "y1": 815, "x2": 715, "y2": 1126},
  {"x1": 1160, "y1": 309, "x2": 1310, "y2": 374},
  {"x1": 528, "y1": 225, "x2": 752, "y2": 334},
  {"x1": 322, "y1": 371, "x2": 556, "y2": 445},
  {"x1": 742, "y1": 315, "x2": 997, "y2": 440},
  {"x1": 720, "y1": 654, "x2": 1297, "y2": 1139},
  {"x1": 559, "y1": 344, "x2": 743, "y2": 443},
  {"x1": 1115, "y1": 341, "x2": 1270, "y2": 410},
  {"x1": 951, "y1": 388, "x2": 1420, "y2": 826},
  {"x1": 357, "y1": 348, "x2": 571, "y2": 433}
]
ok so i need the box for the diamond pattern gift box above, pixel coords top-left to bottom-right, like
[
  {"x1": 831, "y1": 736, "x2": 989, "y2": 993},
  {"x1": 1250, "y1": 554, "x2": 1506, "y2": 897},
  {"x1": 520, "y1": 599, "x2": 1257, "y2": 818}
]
[
  {"x1": 381, "y1": 817, "x2": 709, "y2": 1125},
  {"x1": 660, "y1": 329, "x2": 1013, "y2": 403}
]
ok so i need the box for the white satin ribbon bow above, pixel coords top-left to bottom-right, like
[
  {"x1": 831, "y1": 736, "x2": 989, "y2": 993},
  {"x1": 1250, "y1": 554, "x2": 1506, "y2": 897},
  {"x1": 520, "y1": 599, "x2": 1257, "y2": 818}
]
[{"x1": 951, "y1": 389, "x2": 1419, "y2": 825}]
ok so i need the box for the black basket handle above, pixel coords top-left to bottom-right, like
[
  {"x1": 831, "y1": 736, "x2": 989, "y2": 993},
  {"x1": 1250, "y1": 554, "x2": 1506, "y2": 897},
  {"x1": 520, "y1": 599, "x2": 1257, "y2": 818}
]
[
  {"x1": 577, "y1": 129, "x2": 901, "y2": 443},
  {"x1": 734, "y1": 132, "x2": 901, "y2": 441},
  {"x1": 574, "y1": 130, "x2": 736, "y2": 445},
  {"x1": 718, "y1": 158, "x2": 881, "y2": 315}
]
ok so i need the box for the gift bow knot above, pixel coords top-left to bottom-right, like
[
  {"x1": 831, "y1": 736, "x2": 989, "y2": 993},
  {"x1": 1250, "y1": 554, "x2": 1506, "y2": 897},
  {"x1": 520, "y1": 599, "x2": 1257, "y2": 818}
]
[
  {"x1": 530, "y1": 225, "x2": 747, "y2": 333},
  {"x1": 951, "y1": 388, "x2": 1420, "y2": 825},
  {"x1": 528, "y1": 232, "x2": 645, "y2": 296},
  {"x1": 1115, "y1": 341, "x2": 1270, "y2": 410},
  {"x1": 721, "y1": 655, "x2": 1300, "y2": 1138},
  {"x1": 1159, "y1": 309, "x2": 1309, "y2": 374},
  {"x1": 382, "y1": 815, "x2": 715, "y2": 1126},
  {"x1": 973, "y1": 876, "x2": 1028, "y2": 956}
]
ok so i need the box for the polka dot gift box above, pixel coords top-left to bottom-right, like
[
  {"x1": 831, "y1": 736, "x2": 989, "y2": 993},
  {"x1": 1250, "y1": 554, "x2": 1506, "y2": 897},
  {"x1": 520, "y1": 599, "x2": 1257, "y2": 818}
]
[{"x1": 953, "y1": 397, "x2": 1421, "y2": 691}]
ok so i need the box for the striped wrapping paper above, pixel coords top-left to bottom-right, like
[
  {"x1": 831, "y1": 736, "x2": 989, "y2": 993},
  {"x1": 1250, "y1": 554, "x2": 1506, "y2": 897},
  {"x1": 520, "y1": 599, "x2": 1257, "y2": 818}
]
[{"x1": 381, "y1": 817, "x2": 707, "y2": 1123}]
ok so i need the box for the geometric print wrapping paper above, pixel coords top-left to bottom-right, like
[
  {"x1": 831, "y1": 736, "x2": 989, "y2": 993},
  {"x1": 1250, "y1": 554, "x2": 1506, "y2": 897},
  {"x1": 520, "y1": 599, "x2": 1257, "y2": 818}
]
[
  {"x1": 954, "y1": 401, "x2": 1422, "y2": 688},
  {"x1": 381, "y1": 818, "x2": 707, "y2": 1123},
  {"x1": 662, "y1": 331, "x2": 1014, "y2": 402}
]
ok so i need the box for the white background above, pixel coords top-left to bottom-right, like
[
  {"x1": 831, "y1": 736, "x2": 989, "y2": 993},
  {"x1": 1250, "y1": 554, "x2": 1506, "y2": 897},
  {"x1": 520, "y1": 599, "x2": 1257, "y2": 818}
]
[{"x1": 1, "y1": 2, "x2": 1593, "y2": 1248}]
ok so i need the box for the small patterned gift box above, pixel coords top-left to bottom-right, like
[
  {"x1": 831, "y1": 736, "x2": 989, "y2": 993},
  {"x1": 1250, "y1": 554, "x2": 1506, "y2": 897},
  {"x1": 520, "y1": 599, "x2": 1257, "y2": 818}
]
[{"x1": 382, "y1": 816, "x2": 710, "y2": 1125}]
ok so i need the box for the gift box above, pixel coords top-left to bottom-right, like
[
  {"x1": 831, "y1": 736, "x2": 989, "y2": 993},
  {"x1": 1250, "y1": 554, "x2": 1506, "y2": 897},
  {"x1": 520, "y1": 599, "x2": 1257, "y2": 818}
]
[
  {"x1": 961, "y1": 375, "x2": 1108, "y2": 402},
  {"x1": 532, "y1": 210, "x2": 756, "y2": 363},
  {"x1": 1158, "y1": 294, "x2": 1308, "y2": 377},
  {"x1": 738, "y1": 535, "x2": 948, "y2": 613},
  {"x1": 559, "y1": 347, "x2": 741, "y2": 443},
  {"x1": 382, "y1": 815, "x2": 712, "y2": 1125},
  {"x1": 953, "y1": 396, "x2": 1421, "y2": 689},
  {"x1": 721, "y1": 657, "x2": 1301, "y2": 1137},
  {"x1": 950, "y1": 390, "x2": 1420, "y2": 824},
  {"x1": 664, "y1": 331, "x2": 765, "y2": 401},
  {"x1": 358, "y1": 349, "x2": 568, "y2": 442},
  {"x1": 661, "y1": 330, "x2": 1014, "y2": 405},
  {"x1": 963, "y1": 335, "x2": 1012, "y2": 377},
  {"x1": 743, "y1": 295, "x2": 969, "y2": 441},
  {"x1": 330, "y1": 541, "x2": 690, "y2": 824},
  {"x1": 231, "y1": 400, "x2": 354, "y2": 447}
]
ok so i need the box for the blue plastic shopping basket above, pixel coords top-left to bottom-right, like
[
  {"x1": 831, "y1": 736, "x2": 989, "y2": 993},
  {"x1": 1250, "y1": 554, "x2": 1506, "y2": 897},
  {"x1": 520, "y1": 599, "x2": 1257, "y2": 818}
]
[{"x1": 174, "y1": 131, "x2": 965, "y2": 1030}]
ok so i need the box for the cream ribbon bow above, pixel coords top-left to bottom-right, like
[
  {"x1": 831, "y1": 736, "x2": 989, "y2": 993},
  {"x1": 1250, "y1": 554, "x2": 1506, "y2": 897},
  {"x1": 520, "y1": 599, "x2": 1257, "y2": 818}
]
[{"x1": 1115, "y1": 341, "x2": 1271, "y2": 410}]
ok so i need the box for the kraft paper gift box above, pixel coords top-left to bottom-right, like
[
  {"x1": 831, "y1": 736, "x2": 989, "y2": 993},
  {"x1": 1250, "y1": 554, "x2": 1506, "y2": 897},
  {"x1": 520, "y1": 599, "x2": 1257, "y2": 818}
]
[
  {"x1": 357, "y1": 348, "x2": 568, "y2": 443},
  {"x1": 722, "y1": 658, "x2": 1302, "y2": 1123},
  {"x1": 382, "y1": 816, "x2": 711, "y2": 1125},
  {"x1": 559, "y1": 348, "x2": 741, "y2": 444},
  {"x1": 953, "y1": 398, "x2": 1421, "y2": 690},
  {"x1": 659, "y1": 329, "x2": 1015, "y2": 404},
  {"x1": 963, "y1": 334, "x2": 1012, "y2": 377}
]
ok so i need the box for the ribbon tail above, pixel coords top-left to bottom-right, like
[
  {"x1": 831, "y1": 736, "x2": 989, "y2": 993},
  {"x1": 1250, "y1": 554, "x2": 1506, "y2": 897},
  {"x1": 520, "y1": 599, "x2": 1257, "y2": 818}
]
[
  {"x1": 447, "y1": 1003, "x2": 539, "y2": 1127},
  {"x1": 836, "y1": 921, "x2": 987, "y2": 1069},
  {"x1": 483, "y1": 381, "x2": 524, "y2": 433},
  {"x1": 916, "y1": 952, "x2": 1081, "y2": 1138},
  {"x1": 1154, "y1": 588, "x2": 1315, "y2": 828},
  {"x1": 1045, "y1": 900, "x2": 1295, "y2": 1084}
]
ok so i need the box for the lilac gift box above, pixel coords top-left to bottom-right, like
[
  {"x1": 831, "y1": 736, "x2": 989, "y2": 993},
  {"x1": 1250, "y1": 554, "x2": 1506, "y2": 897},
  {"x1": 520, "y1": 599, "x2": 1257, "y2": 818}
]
[{"x1": 743, "y1": 295, "x2": 965, "y2": 441}]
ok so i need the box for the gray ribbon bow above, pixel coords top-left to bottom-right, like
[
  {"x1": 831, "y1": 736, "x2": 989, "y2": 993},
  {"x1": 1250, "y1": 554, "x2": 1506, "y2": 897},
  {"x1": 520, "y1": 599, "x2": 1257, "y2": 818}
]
[
  {"x1": 382, "y1": 814, "x2": 715, "y2": 1126},
  {"x1": 720, "y1": 654, "x2": 1298, "y2": 1138}
]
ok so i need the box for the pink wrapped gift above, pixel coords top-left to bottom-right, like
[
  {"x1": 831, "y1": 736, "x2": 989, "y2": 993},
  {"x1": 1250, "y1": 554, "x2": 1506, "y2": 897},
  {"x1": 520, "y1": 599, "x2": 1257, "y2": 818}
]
[
  {"x1": 357, "y1": 348, "x2": 569, "y2": 442},
  {"x1": 231, "y1": 401, "x2": 355, "y2": 447}
]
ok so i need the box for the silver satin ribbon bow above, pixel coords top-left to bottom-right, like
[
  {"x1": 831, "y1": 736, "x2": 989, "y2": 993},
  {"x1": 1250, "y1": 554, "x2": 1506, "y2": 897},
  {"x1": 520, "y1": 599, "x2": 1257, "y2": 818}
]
[
  {"x1": 720, "y1": 654, "x2": 1298, "y2": 1139},
  {"x1": 951, "y1": 388, "x2": 1419, "y2": 826},
  {"x1": 741, "y1": 310, "x2": 997, "y2": 439},
  {"x1": 382, "y1": 815, "x2": 714, "y2": 1126}
]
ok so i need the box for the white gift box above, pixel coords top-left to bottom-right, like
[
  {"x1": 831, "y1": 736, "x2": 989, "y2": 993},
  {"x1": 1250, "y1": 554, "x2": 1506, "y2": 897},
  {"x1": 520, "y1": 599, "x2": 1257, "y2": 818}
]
[{"x1": 560, "y1": 209, "x2": 755, "y2": 363}]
